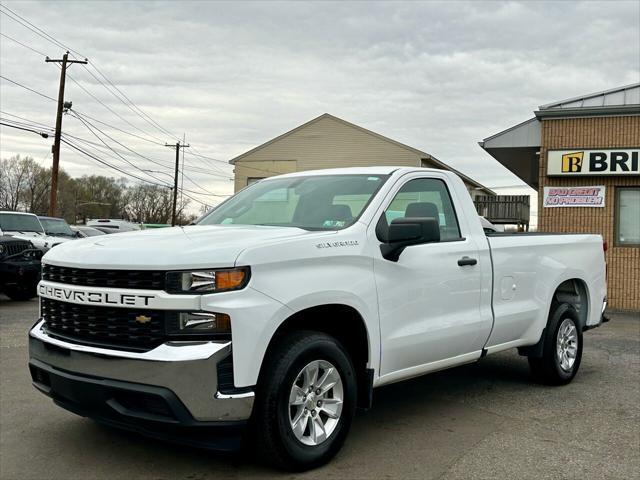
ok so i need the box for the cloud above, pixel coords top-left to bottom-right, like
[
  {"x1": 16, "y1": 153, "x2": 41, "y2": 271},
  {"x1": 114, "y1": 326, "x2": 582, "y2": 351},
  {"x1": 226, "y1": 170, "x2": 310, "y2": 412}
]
[{"x1": 1, "y1": 0, "x2": 638, "y2": 217}]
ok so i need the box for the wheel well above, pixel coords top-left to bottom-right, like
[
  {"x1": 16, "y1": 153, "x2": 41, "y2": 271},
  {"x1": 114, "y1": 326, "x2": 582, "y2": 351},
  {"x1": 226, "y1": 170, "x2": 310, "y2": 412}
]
[
  {"x1": 263, "y1": 304, "x2": 372, "y2": 408},
  {"x1": 519, "y1": 278, "x2": 590, "y2": 358},
  {"x1": 553, "y1": 278, "x2": 589, "y2": 329}
]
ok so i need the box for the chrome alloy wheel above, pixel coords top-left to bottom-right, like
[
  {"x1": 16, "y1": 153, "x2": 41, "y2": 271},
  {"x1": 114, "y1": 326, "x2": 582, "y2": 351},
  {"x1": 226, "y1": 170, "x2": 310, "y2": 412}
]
[
  {"x1": 556, "y1": 318, "x2": 578, "y2": 372},
  {"x1": 288, "y1": 360, "x2": 344, "y2": 446}
]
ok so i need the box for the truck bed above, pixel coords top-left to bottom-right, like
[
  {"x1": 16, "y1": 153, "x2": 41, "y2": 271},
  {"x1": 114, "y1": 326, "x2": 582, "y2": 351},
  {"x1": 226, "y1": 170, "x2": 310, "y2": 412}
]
[{"x1": 484, "y1": 233, "x2": 606, "y2": 352}]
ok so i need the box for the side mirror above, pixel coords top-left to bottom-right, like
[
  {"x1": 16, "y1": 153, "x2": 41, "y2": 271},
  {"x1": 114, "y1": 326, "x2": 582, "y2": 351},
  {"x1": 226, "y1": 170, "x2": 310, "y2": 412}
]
[
  {"x1": 75, "y1": 231, "x2": 83, "y2": 238},
  {"x1": 380, "y1": 217, "x2": 440, "y2": 262}
]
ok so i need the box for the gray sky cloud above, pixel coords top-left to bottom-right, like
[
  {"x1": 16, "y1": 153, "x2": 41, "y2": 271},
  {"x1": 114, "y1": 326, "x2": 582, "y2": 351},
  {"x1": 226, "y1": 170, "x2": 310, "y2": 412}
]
[{"x1": 1, "y1": 0, "x2": 639, "y2": 220}]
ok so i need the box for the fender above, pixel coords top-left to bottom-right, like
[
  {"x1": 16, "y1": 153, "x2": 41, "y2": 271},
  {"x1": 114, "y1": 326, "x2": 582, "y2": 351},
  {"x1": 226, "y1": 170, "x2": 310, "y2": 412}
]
[{"x1": 255, "y1": 289, "x2": 378, "y2": 374}]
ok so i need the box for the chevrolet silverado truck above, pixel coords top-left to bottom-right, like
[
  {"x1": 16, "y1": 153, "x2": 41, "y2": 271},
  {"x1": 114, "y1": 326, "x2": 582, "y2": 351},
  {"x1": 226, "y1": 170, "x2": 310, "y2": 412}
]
[{"x1": 28, "y1": 167, "x2": 607, "y2": 470}]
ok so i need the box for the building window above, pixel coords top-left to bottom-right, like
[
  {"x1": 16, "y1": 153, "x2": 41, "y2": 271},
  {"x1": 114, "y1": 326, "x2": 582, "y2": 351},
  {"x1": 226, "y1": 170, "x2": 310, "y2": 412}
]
[
  {"x1": 616, "y1": 188, "x2": 640, "y2": 247},
  {"x1": 247, "y1": 177, "x2": 265, "y2": 186}
]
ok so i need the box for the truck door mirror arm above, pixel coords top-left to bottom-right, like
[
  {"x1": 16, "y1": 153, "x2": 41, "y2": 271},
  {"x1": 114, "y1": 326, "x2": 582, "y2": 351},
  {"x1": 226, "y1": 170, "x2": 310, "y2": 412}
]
[{"x1": 379, "y1": 217, "x2": 440, "y2": 262}]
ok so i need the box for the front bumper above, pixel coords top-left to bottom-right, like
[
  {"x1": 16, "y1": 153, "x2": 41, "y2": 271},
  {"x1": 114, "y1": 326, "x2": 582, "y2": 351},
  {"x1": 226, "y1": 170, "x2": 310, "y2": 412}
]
[{"x1": 29, "y1": 320, "x2": 254, "y2": 448}]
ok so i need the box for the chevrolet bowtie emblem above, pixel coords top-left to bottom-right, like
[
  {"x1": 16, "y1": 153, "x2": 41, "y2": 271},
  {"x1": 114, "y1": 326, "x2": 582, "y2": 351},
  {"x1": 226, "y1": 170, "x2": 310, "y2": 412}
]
[{"x1": 135, "y1": 315, "x2": 152, "y2": 324}]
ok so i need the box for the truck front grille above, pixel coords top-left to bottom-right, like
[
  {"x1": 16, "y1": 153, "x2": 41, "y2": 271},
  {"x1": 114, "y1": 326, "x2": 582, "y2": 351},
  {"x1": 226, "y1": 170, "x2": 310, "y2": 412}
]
[
  {"x1": 2, "y1": 241, "x2": 32, "y2": 256},
  {"x1": 41, "y1": 297, "x2": 167, "y2": 351},
  {"x1": 42, "y1": 264, "x2": 166, "y2": 290}
]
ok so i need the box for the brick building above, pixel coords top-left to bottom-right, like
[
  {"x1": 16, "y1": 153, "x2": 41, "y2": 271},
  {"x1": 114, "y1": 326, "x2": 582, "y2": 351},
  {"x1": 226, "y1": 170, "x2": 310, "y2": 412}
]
[{"x1": 480, "y1": 84, "x2": 640, "y2": 311}]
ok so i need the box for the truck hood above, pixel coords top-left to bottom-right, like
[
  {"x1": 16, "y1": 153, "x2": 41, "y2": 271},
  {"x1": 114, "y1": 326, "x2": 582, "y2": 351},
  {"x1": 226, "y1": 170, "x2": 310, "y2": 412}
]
[
  {"x1": 5, "y1": 231, "x2": 73, "y2": 249},
  {"x1": 42, "y1": 224, "x2": 325, "y2": 270}
]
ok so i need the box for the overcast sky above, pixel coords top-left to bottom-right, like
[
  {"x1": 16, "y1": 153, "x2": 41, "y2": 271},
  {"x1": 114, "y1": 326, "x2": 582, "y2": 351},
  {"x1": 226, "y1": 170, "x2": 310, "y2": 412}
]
[{"x1": 1, "y1": 0, "x2": 639, "y2": 222}]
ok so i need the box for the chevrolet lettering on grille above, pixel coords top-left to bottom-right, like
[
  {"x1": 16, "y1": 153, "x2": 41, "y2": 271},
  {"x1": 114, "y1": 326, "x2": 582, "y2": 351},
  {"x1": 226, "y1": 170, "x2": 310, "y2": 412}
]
[{"x1": 38, "y1": 283, "x2": 155, "y2": 307}]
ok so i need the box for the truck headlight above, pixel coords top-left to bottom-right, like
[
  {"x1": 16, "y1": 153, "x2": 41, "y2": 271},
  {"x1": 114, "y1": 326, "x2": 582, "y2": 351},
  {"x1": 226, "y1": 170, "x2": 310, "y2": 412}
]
[
  {"x1": 167, "y1": 312, "x2": 231, "y2": 335},
  {"x1": 165, "y1": 267, "x2": 250, "y2": 294}
]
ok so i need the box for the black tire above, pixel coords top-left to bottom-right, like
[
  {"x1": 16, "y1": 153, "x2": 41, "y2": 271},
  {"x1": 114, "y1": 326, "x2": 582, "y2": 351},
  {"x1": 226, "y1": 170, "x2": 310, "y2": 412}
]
[
  {"x1": 252, "y1": 331, "x2": 357, "y2": 471},
  {"x1": 3, "y1": 284, "x2": 36, "y2": 301},
  {"x1": 528, "y1": 303, "x2": 583, "y2": 385}
]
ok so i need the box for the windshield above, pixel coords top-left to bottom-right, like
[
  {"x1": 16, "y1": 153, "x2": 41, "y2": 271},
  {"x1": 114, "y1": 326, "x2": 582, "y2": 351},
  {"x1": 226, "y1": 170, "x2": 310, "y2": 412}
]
[
  {"x1": 39, "y1": 218, "x2": 75, "y2": 236},
  {"x1": 0, "y1": 213, "x2": 44, "y2": 233},
  {"x1": 197, "y1": 174, "x2": 389, "y2": 230}
]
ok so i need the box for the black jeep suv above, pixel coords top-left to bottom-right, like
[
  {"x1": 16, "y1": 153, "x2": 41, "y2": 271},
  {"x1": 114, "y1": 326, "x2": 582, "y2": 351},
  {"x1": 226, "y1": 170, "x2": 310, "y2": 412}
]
[{"x1": 0, "y1": 235, "x2": 43, "y2": 300}]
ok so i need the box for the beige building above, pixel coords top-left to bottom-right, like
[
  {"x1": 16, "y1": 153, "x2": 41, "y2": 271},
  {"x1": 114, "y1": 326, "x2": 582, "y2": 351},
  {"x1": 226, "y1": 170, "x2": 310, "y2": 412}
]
[{"x1": 229, "y1": 114, "x2": 495, "y2": 198}]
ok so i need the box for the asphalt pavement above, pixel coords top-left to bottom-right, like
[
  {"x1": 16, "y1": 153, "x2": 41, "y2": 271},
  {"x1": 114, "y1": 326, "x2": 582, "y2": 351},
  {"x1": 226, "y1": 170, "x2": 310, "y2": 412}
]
[{"x1": 1, "y1": 295, "x2": 638, "y2": 479}]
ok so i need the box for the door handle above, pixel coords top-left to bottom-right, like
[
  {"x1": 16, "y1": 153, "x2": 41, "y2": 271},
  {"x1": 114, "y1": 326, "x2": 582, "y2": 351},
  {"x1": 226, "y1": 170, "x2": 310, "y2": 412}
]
[{"x1": 457, "y1": 256, "x2": 477, "y2": 266}]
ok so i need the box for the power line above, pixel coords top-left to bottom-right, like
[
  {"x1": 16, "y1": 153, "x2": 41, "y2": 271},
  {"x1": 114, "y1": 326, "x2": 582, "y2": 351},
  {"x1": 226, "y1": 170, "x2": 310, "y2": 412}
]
[
  {"x1": 0, "y1": 110, "x2": 164, "y2": 165},
  {"x1": 0, "y1": 109, "x2": 231, "y2": 189},
  {"x1": 0, "y1": 32, "x2": 47, "y2": 57},
  {"x1": 69, "y1": 110, "x2": 234, "y2": 182},
  {"x1": 1, "y1": 119, "x2": 229, "y2": 204},
  {"x1": 0, "y1": 116, "x2": 53, "y2": 133},
  {"x1": 0, "y1": 74, "x2": 56, "y2": 101},
  {"x1": 1, "y1": 5, "x2": 249, "y2": 192},
  {"x1": 60, "y1": 132, "x2": 175, "y2": 180},
  {"x1": 64, "y1": 70, "x2": 168, "y2": 144},
  {"x1": 86, "y1": 62, "x2": 180, "y2": 141},
  {"x1": 68, "y1": 109, "x2": 175, "y2": 171},
  {"x1": 72, "y1": 108, "x2": 167, "y2": 146},
  {"x1": 0, "y1": 4, "x2": 85, "y2": 58},
  {"x1": 60, "y1": 137, "x2": 172, "y2": 188},
  {"x1": 184, "y1": 149, "x2": 286, "y2": 178},
  {"x1": 179, "y1": 169, "x2": 231, "y2": 197},
  {"x1": 69, "y1": 110, "x2": 174, "y2": 187},
  {"x1": 1, "y1": 4, "x2": 177, "y2": 143},
  {"x1": 186, "y1": 144, "x2": 232, "y2": 176},
  {"x1": 0, "y1": 110, "x2": 54, "y2": 130},
  {"x1": 0, "y1": 120, "x2": 50, "y2": 137}
]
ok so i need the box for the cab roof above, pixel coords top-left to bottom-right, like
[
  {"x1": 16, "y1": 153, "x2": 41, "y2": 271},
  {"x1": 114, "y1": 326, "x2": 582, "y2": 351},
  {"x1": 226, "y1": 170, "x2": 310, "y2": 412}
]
[{"x1": 266, "y1": 166, "x2": 441, "y2": 179}]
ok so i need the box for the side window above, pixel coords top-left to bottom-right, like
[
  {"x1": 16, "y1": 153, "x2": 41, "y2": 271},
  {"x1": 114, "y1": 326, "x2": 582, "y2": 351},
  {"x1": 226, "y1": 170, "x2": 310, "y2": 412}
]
[{"x1": 384, "y1": 178, "x2": 462, "y2": 241}]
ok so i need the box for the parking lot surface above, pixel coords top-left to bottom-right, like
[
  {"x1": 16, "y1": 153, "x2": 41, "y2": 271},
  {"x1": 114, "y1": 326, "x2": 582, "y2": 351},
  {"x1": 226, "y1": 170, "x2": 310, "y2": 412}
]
[{"x1": 1, "y1": 296, "x2": 638, "y2": 479}]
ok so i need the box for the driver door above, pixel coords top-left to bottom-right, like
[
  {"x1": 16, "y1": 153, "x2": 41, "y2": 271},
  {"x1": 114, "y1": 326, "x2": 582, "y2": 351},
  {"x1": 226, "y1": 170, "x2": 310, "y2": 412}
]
[{"x1": 373, "y1": 174, "x2": 487, "y2": 379}]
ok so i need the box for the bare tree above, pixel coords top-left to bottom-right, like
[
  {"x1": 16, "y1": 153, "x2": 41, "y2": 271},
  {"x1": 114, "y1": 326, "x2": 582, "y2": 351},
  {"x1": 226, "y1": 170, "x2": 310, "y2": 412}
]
[
  {"x1": 0, "y1": 155, "x2": 32, "y2": 211},
  {"x1": 124, "y1": 184, "x2": 188, "y2": 224},
  {"x1": 1, "y1": 155, "x2": 201, "y2": 225},
  {"x1": 22, "y1": 160, "x2": 51, "y2": 214}
]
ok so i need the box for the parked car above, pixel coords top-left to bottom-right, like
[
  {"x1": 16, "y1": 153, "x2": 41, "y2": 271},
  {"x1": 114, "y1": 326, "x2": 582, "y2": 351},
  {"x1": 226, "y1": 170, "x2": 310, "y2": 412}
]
[
  {"x1": 0, "y1": 235, "x2": 43, "y2": 300},
  {"x1": 0, "y1": 211, "x2": 72, "y2": 252},
  {"x1": 70, "y1": 225, "x2": 106, "y2": 237},
  {"x1": 86, "y1": 219, "x2": 141, "y2": 232},
  {"x1": 38, "y1": 216, "x2": 80, "y2": 240},
  {"x1": 29, "y1": 167, "x2": 607, "y2": 470}
]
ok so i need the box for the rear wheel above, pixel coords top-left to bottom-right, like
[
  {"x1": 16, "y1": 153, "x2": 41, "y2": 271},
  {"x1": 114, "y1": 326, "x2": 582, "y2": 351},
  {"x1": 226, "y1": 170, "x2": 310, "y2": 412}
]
[
  {"x1": 528, "y1": 303, "x2": 583, "y2": 385},
  {"x1": 253, "y1": 331, "x2": 357, "y2": 471}
]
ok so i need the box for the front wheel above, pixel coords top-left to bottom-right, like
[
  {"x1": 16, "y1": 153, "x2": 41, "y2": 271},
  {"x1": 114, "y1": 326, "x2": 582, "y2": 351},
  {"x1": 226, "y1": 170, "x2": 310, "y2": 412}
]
[
  {"x1": 253, "y1": 331, "x2": 357, "y2": 471},
  {"x1": 529, "y1": 303, "x2": 583, "y2": 385}
]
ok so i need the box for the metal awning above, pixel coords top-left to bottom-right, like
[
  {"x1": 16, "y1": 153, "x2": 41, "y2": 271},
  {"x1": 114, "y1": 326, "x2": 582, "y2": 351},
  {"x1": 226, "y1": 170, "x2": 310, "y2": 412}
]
[{"x1": 478, "y1": 118, "x2": 541, "y2": 189}]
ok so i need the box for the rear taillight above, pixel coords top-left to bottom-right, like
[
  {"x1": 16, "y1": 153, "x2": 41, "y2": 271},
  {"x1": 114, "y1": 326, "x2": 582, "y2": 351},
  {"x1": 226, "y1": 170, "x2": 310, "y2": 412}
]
[{"x1": 603, "y1": 240, "x2": 608, "y2": 281}]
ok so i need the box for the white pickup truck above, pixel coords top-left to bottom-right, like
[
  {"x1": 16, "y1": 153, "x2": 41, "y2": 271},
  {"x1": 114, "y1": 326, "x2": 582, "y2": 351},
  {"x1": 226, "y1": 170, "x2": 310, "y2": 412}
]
[{"x1": 29, "y1": 167, "x2": 607, "y2": 470}]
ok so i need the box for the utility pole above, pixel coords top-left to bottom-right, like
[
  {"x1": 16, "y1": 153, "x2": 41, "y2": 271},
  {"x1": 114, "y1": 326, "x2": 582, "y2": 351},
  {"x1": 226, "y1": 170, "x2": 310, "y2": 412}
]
[
  {"x1": 46, "y1": 52, "x2": 88, "y2": 217},
  {"x1": 165, "y1": 142, "x2": 189, "y2": 226}
]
